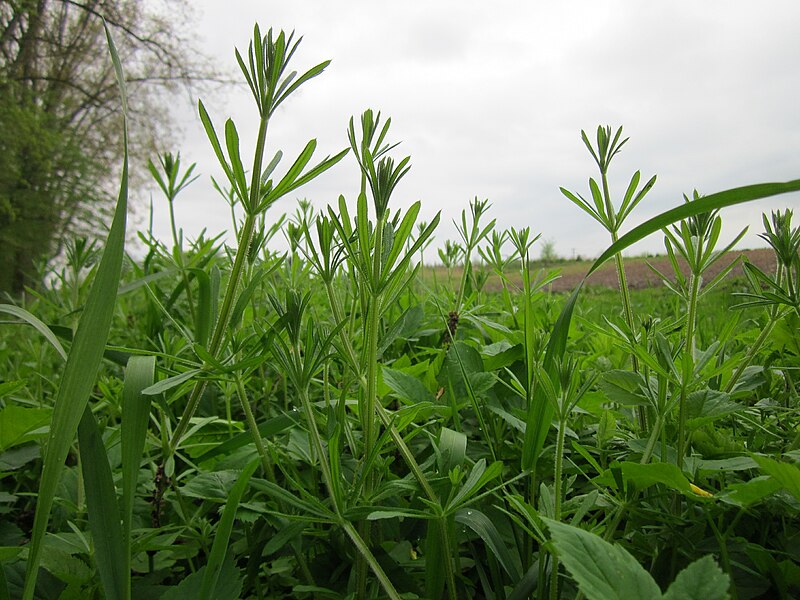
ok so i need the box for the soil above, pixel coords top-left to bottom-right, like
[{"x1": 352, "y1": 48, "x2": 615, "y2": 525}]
[
  {"x1": 545, "y1": 248, "x2": 776, "y2": 293},
  {"x1": 429, "y1": 248, "x2": 778, "y2": 294}
]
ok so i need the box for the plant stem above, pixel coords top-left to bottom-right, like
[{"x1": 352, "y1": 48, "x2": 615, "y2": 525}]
[
  {"x1": 549, "y1": 419, "x2": 567, "y2": 600},
  {"x1": 640, "y1": 414, "x2": 664, "y2": 465},
  {"x1": 169, "y1": 213, "x2": 257, "y2": 452},
  {"x1": 439, "y1": 516, "x2": 459, "y2": 600},
  {"x1": 609, "y1": 248, "x2": 644, "y2": 434},
  {"x1": 676, "y1": 271, "x2": 701, "y2": 466},
  {"x1": 168, "y1": 198, "x2": 196, "y2": 324},
  {"x1": 725, "y1": 314, "x2": 780, "y2": 393},
  {"x1": 356, "y1": 218, "x2": 385, "y2": 598},
  {"x1": 342, "y1": 521, "x2": 402, "y2": 600},
  {"x1": 600, "y1": 167, "x2": 644, "y2": 432},
  {"x1": 234, "y1": 374, "x2": 274, "y2": 481},
  {"x1": 297, "y1": 380, "x2": 401, "y2": 600},
  {"x1": 323, "y1": 280, "x2": 438, "y2": 502},
  {"x1": 169, "y1": 115, "x2": 270, "y2": 454},
  {"x1": 323, "y1": 279, "x2": 455, "y2": 597}
]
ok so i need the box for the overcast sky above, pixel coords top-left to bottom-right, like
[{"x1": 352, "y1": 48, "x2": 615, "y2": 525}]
[{"x1": 151, "y1": 1, "x2": 800, "y2": 260}]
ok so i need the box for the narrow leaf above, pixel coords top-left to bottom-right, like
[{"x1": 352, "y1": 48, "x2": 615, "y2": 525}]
[
  {"x1": 78, "y1": 408, "x2": 126, "y2": 600},
  {"x1": 120, "y1": 355, "x2": 155, "y2": 598},
  {"x1": 24, "y1": 24, "x2": 130, "y2": 599},
  {"x1": 455, "y1": 508, "x2": 522, "y2": 581},
  {"x1": 199, "y1": 459, "x2": 259, "y2": 600}
]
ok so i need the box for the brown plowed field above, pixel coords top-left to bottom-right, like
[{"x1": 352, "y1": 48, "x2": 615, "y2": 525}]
[
  {"x1": 547, "y1": 248, "x2": 776, "y2": 292},
  {"x1": 428, "y1": 248, "x2": 777, "y2": 293}
]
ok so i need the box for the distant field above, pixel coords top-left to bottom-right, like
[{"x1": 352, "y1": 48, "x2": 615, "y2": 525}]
[{"x1": 423, "y1": 247, "x2": 776, "y2": 292}]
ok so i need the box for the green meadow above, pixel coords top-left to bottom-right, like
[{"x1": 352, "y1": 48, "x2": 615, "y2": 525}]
[{"x1": 2, "y1": 25, "x2": 800, "y2": 600}]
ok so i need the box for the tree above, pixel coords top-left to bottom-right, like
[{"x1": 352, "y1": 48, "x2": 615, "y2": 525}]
[
  {"x1": 0, "y1": 0, "x2": 217, "y2": 295},
  {"x1": 539, "y1": 238, "x2": 559, "y2": 265}
]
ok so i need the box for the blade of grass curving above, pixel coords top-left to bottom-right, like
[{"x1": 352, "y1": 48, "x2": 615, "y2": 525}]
[
  {"x1": 47, "y1": 324, "x2": 131, "y2": 367},
  {"x1": 455, "y1": 508, "x2": 522, "y2": 581},
  {"x1": 77, "y1": 408, "x2": 125, "y2": 600},
  {"x1": 199, "y1": 458, "x2": 259, "y2": 600},
  {"x1": 224, "y1": 119, "x2": 249, "y2": 204},
  {"x1": 0, "y1": 305, "x2": 67, "y2": 360},
  {"x1": 23, "y1": 23, "x2": 129, "y2": 599},
  {"x1": 593, "y1": 180, "x2": 800, "y2": 272},
  {"x1": 198, "y1": 100, "x2": 236, "y2": 194},
  {"x1": 524, "y1": 179, "x2": 800, "y2": 473},
  {"x1": 121, "y1": 356, "x2": 155, "y2": 599},
  {"x1": 522, "y1": 284, "x2": 582, "y2": 471},
  {"x1": 194, "y1": 415, "x2": 296, "y2": 464}
]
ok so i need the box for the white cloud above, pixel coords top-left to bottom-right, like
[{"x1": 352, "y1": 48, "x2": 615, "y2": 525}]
[{"x1": 152, "y1": 0, "x2": 800, "y2": 261}]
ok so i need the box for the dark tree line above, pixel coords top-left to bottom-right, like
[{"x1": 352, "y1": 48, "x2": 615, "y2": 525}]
[{"x1": 0, "y1": 0, "x2": 218, "y2": 294}]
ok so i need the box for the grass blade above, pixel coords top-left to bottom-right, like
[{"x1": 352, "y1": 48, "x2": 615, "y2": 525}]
[
  {"x1": 591, "y1": 180, "x2": 800, "y2": 274},
  {"x1": 199, "y1": 458, "x2": 259, "y2": 600},
  {"x1": 77, "y1": 408, "x2": 126, "y2": 600},
  {"x1": 0, "y1": 305, "x2": 67, "y2": 360},
  {"x1": 524, "y1": 179, "x2": 800, "y2": 473},
  {"x1": 23, "y1": 23, "x2": 129, "y2": 599},
  {"x1": 194, "y1": 413, "x2": 295, "y2": 463},
  {"x1": 455, "y1": 508, "x2": 522, "y2": 581},
  {"x1": 121, "y1": 356, "x2": 155, "y2": 598}
]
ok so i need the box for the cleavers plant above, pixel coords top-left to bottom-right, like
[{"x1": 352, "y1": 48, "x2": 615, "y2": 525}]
[{"x1": 4, "y1": 21, "x2": 800, "y2": 600}]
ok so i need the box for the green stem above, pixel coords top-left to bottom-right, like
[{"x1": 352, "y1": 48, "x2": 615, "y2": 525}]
[
  {"x1": 500, "y1": 277, "x2": 519, "y2": 330},
  {"x1": 168, "y1": 199, "x2": 196, "y2": 324},
  {"x1": 611, "y1": 235, "x2": 644, "y2": 432},
  {"x1": 323, "y1": 280, "x2": 438, "y2": 502},
  {"x1": 234, "y1": 375, "x2": 274, "y2": 481},
  {"x1": 357, "y1": 214, "x2": 385, "y2": 599},
  {"x1": 706, "y1": 513, "x2": 739, "y2": 600},
  {"x1": 724, "y1": 314, "x2": 780, "y2": 393},
  {"x1": 169, "y1": 213, "x2": 257, "y2": 452},
  {"x1": 455, "y1": 247, "x2": 471, "y2": 314},
  {"x1": 363, "y1": 215, "x2": 385, "y2": 460},
  {"x1": 363, "y1": 298, "x2": 381, "y2": 463},
  {"x1": 324, "y1": 280, "x2": 452, "y2": 597},
  {"x1": 677, "y1": 272, "x2": 701, "y2": 466},
  {"x1": 601, "y1": 167, "x2": 643, "y2": 432},
  {"x1": 549, "y1": 419, "x2": 567, "y2": 600},
  {"x1": 640, "y1": 414, "x2": 664, "y2": 465},
  {"x1": 169, "y1": 115, "x2": 270, "y2": 454},
  {"x1": 298, "y1": 381, "x2": 400, "y2": 600},
  {"x1": 342, "y1": 521, "x2": 402, "y2": 600},
  {"x1": 439, "y1": 516, "x2": 459, "y2": 600},
  {"x1": 602, "y1": 503, "x2": 626, "y2": 543}
]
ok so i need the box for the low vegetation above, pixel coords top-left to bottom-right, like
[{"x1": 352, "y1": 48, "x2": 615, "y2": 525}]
[{"x1": 2, "y1": 25, "x2": 800, "y2": 600}]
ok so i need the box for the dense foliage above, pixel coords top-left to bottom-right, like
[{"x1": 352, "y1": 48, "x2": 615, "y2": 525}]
[
  {"x1": 0, "y1": 0, "x2": 216, "y2": 294},
  {"x1": 2, "y1": 24, "x2": 800, "y2": 600}
]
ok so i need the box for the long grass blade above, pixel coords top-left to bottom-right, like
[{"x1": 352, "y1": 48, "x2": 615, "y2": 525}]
[
  {"x1": 0, "y1": 305, "x2": 67, "y2": 360},
  {"x1": 77, "y1": 408, "x2": 126, "y2": 600},
  {"x1": 524, "y1": 179, "x2": 800, "y2": 472},
  {"x1": 591, "y1": 181, "x2": 800, "y2": 273},
  {"x1": 121, "y1": 356, "x2": 155, "y2": 598},
  {"x1": 23, "y1": 23, "x2": 130, "y2": 599}
]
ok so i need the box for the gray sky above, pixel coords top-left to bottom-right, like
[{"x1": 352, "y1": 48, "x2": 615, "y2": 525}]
[{"x1": 153, "y1": 1, "x2": 800, "y2": 260}]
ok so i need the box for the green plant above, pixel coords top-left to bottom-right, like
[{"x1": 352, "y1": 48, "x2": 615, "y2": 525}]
[
  {"x1": 4, "y1": 23, "x2": 800, "y2": 599},
  {"x1": 728, "y1": 209, "x2": 800, "y2": 391},
  {"x1": 168, "y1": 25, "x2": 347, "y2": 455},
  {"x1": 648, "y1": 191, "x2": 748, "y2": 464},
  {"x1": 20, "y1": 24, "x2": 131, "y2": 599},
  {"x1": 453, "y1": 198, "x2": 495, "y2": 314},
  {"x1": 561, "y1": 126, "x2": 657, "y2": 431}
]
